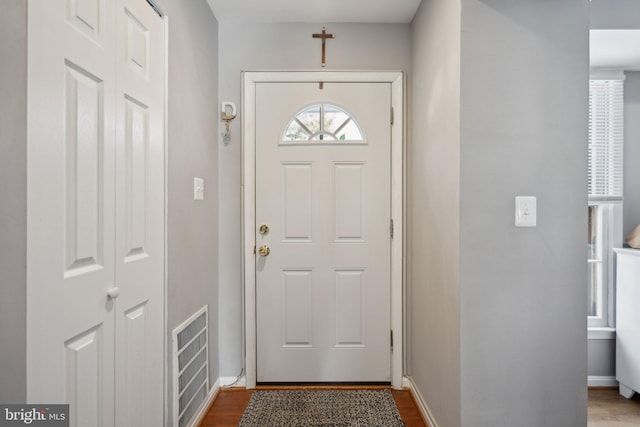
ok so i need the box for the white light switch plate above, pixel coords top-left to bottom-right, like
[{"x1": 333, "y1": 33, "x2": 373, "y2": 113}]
[
  {"x1": 515, "y1": 196, "x2": 536, "y2": 227},
  {"x1": 194, "y1": 177, "x2": 204, "y2": 201}
]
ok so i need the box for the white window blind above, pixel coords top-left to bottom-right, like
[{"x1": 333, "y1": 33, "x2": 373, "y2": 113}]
[{"x1": 588, "y1": 78, "x2": 624, "y2": 200}]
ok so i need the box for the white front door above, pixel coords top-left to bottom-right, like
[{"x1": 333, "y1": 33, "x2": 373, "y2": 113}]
[
  {"x1": 255, "y1": 82, "x2": 392, "y2": 382},
  {"x1": 26, "y1": 0, "x2": 165, "y2": 425}
]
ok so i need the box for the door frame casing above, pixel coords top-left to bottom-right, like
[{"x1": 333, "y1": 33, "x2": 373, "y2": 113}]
[{"x1": 242, "y1": 71, "x2": 405, "y2": 388}]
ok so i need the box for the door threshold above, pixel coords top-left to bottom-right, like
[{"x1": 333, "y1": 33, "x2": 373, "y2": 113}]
[{"x1": 256, "y1": 382, "x2": 392, "y2": 390}]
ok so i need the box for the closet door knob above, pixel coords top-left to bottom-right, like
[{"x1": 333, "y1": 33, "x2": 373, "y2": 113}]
[{"x1": 107, "y1": 287, "x2": 121, "y2": 299}]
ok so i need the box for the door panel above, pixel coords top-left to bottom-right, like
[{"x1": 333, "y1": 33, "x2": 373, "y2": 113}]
[
  {"x1": 335, "y1": 269, "x2": 365, "y2": 346},
  {"x1": 256, "y1": 82, "x2": 391, "y2": 382},
  {"x1": 334, "y1": 163, "x2": 365, "y2": 241},
  {"x1": 28, "y1": 2, "x2": 116, "y2": 423},
  {"x1": 114, "y1": 0, "x2": 164, "y2": 425},
  {"x1": 121, "y1": 302, "x2": 149, "y2": 427},
  {"x1": 67, "y1": 0, "x2": 104, "y2": 43},
  {"x1": 123, "y1": 96, "x2": 149, "y2": 260},
  {"x1": 65, "y1": 326, "x2": 105, "y2": 427},
  {"x1": 283, "y1": 269, "x2": 313, "y2": 345},
  {"x1": 282, "y1": 164, "x2": 312, "y2": 240},
  {"x1": 64, "y1": 61, "x2": 107, "y2": 277}
]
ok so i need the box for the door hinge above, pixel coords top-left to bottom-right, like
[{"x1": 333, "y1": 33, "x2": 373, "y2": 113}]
[
  {"x1": 390, "y1": 329, "x2": 394, "y2": 349},
  {"x1": 390, "y1": 107, "x2": 394, "y2": 126},
  {"x1": 253, "y1": 245, "x2": 256, "y2": 255},
  {"x1": 390, "y1": 219, "x2": 394, "y2": 239}
]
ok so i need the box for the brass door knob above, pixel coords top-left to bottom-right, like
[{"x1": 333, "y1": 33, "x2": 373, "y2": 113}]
[{"x1": 258, "y1": 245, "x2": 270, "y2": 257}]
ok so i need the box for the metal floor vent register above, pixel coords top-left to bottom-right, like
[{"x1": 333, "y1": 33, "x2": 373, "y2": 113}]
[{"x1": 173, "y1": 306, "x2": 209, "y2": 427}]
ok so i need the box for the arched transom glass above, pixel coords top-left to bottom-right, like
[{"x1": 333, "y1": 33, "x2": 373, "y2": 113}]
[{"x1": 283, "y1": 104, "x2": 364, "y2": 142}]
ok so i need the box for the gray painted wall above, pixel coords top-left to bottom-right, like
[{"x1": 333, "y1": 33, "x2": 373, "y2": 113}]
[
  {"x1": 590, "y1": 0, "x2": 640, "y2": 29},
  {"x1": 410, "y1": 0, "x2": 588, "y2": 425},
  {"x1": 588, "y1": 336, "x2": 616, "y2": 379},
  {"x1": 588, "y1": 339, "x2": 616, "y2": 377},
  {"x1": 217, "y1": 22, "x2": 412, "y2": 377},
  {"x1": 409, "y1": 1, "x2": 462, "y2": 426},
  {"x1": 162, "y1": 0, "x2": 220, "y2": 424},
  {"x1": 0, "y1": 0, "x2": 27, "y2": 404},
  {"x1": 459, "y1": 1, "x2": 588, "y2": 426}
]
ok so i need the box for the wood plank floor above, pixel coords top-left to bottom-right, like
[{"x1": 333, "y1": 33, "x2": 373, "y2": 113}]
[
  {"x1": 588, "y1": 388, "x2": 640, "y2": 426},
  {"x1": 199, "y1": 386, "x2": 640, "y2": 426},
  {"x1": 198, "y1": 386, "x2": 428, "y2": 427}
]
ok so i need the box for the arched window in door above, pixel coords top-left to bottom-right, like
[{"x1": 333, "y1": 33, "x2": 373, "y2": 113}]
[{"x1": 283, "y1": 104, "x2": 364, "y2": 142}]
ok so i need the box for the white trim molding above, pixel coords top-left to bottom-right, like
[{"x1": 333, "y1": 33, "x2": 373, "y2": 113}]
[
  {"x1": 588, "y1": 376, "x2": 618, "y2": 388},
  {"x1": 588, "y1": 327, "x2": 616, "y2": 340},
  {"x1": 242, "y1": 71, "x2": 405, "y2": 389},
  {"x1": 187, "y1": 378, "x2": 220, "y2": 427},
  {"x1": 220, "y1": 375, "x2": 247, "y2": 388},
  {"x1": 404, "y1": 376, "x2": 439, "y2": 427}
]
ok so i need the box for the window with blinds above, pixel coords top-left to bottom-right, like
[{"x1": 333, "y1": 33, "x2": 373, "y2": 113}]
[
  {"x1": 587, "y1": 74, "x2": 624, "y2": 328},
  {"x1": 588, "y1": 78, "x2": 624, "y2": 200}
]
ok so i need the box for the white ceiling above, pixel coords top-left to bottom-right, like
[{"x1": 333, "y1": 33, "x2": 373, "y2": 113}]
[
  {"x1": 206, "y1": 0, "x2": 422, "y2": 24},
  {"x1": 590, "y1": 30, "x2": 640, "y2": 71}
]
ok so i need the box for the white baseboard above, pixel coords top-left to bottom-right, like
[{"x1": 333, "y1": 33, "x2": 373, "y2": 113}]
[
  {"x1": 588, "y1": 376, "x2": 618, "y2": 387},
  {"x1": 402, "y1": 376, "x2": 412, "y2": 389},
  {"x1": 403, "y1": 376, "x2": 438, "y2": 427},
  {"x1": 219, "y1": 375, "x2": 246, "y2": 388},
  {"x1": 588, "y1": 327, "x2": 616, "y2": 340},
  {"x1": 188, "y1": 378, "x2": 220, "y2": 427}
]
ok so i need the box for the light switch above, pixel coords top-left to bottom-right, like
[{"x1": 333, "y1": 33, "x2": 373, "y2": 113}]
[
  {"x1": 194, "y1": 177, "x2": 204, "y2": 201},
  {"x1": 515, "y1": 196, "x2": 536, "y2": 227}
]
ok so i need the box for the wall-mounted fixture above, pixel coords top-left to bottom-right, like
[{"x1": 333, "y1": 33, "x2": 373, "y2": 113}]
[{"x1": 221, "y1": 101, "x2": 236, "y2": 144}]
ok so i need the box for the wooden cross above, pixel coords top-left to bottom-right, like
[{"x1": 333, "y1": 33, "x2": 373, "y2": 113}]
[{"x1": 312, "y1": 26, "x2": 335, "y2": 68}]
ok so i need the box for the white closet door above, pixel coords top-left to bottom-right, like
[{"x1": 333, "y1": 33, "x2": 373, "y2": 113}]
[
  {"x1": 27, "y1": 0, "x2": 117, "y2": 424},
  {"x1": 114, "y1": 0, "x2": 165, "y2": 425},
  {"x1": 27, "y1": 1, "x2": 165, "y2": 426}
]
